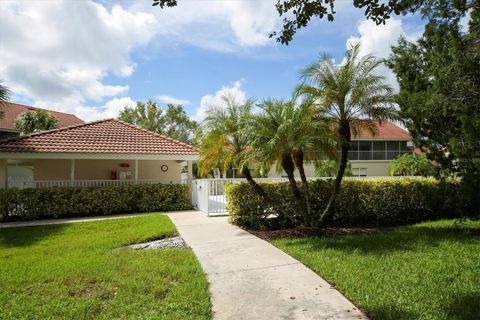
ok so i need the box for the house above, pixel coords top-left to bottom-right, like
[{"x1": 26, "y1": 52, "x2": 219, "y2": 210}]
[
  {"x1": 0, "y1": 118, "x2": 198, "y2": 189},
  {"x1": 268, "y1": 120, "x2": 413, "y2": 177},
  {"x1": 0, "y1": 102, "x2": 85, "y2": 139}
]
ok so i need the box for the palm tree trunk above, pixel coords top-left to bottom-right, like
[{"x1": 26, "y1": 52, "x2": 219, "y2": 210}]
[
  {"x1": 241, "y1": 166, "x2": 292, "y2": 224},
  {"x1": 292, "y1": 149, "x2": 311, "y2": 225},
  {"x1": 319, "y1": 121, "x2": 351, "y2": 224},
  {"x1": 242, "y1": 167, "x2": 270, "y2": 202},
  {"x1": 281, "y1": 153, "x2": 302, "y2": 200}
]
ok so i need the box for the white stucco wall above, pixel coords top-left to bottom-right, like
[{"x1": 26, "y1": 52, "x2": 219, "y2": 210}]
[{"x1": 29, "y1": 159, "x2": 182, "y2": 182}]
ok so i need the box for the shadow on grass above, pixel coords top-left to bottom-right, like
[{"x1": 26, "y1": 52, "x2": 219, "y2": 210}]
[
  {"x1": 288, "y1": 224, "x2": 480, "y2": 255},
  {"x1": 366, "y1": 304, "x2": 418, "y2": 320},
  {"x1": 0, "y1": 224, "x2": 67, "y2": 247},
  {"x1": 445, "y1": 292, "x2": 480, "y2": 320}
]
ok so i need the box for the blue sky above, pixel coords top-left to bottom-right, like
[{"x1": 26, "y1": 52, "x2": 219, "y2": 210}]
[{"x1": 0, "y1": 0, "x2": 425, "y2": 121}]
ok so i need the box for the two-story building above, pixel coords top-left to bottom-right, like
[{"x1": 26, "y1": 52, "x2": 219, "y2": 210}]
[
  {"x1": 268, "y1": 120, "x2": 413, "y2": 177},
  {"x1": 0, "y1": 102, "x2": 84, "y2": 139}
]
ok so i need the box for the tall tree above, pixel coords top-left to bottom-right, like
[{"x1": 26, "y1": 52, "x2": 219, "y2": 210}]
[
  {"x1": 249, "y1": 98, "x2": 337, "y2": 224},
  {"x1": 297, "y1": 43, "x2": 397, "y2": 223},
  {"x1": 197, "y1": 95, "x2": 281, "y2": 215},
  {"x1": 119, "y1": 101, "x2": 198, "y2": 144},
  {"x1": 152, "y1": 0, "x2": 431, "y2": 44},
  {"x1": 15, "y1": 110, "x2": 59, "y2": 135},
  {"x1": 388, "y1": 0, "x2": 479, "y2": 209}
]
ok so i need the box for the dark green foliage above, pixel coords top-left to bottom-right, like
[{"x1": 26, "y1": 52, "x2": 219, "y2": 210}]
[
  {"x1": 388, "y1": 1, "x2": 480, "y2": 210},
  {"x1": 226, "y1": 178, "x2": 470, "y2": 229},
  {"x1": 0, "y1": 183, "x2": 191, "y2": 221}
]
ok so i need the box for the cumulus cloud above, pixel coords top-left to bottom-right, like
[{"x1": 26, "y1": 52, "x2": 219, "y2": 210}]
[
  {"x1": 132, "y1": 0, "x2": 279, "y2": 52},
  {"x1": 0, "y1": 0, "x2": 156, "y2": 119},
  {"x1": 345, "y1": 17, "x2": 413, "y2": 91},
  {"x1": 196, "y1": 80, "x2": 247, "y2": 121},
  {"x1": 157, "y1": 95, "x2": 190, "y2": 105}
]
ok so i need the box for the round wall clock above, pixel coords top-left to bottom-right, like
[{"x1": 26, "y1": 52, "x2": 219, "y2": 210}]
[{"x1": 161, "y1": 165, "x2": 168, "y2": 172}]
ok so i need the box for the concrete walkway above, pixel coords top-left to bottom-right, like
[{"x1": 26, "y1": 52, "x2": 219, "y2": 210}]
[{"x1": 167, "y1": 211, "x2": 366, "y2": 320}]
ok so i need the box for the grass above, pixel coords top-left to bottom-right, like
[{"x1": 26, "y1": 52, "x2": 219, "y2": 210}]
[
  {"x1": 273, "y1": 219, "x2": 480, "y2": 320},
  {"x1": 0, "y1": 214, "x2": 211, "y2": 320}
]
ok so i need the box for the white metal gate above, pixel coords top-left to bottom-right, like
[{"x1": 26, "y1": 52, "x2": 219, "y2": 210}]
[{"x1": 191, "y1": 178, "x2": 288, "y2": 216}]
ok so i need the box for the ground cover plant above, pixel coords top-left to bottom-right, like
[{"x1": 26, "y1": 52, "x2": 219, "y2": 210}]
[
  {"x1": 273, "y1": 219, "x2": 480, "y2": 320},
  {"x1": 0, "y1": 214, "x2": 211, "y2": 320}
]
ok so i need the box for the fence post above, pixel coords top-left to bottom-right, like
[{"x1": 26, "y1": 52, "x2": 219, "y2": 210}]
[{"x1": 206, "y1": 180, "x2": 210, "y2": 216}]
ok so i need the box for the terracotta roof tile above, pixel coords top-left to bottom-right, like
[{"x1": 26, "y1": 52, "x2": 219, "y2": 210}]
[
  {"x1": 352, "y1": 120, "x2": 411, "y2": 140},
  {"x1": 0, "y1": 119, "x2": 198, "y2": 155},
  {"x1": 0, "y1": 102, "x2": 85, "y2": 131}
]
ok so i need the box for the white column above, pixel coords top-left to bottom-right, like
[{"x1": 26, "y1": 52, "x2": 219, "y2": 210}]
[
  {"x1": 70, "y1": 159, "x2": 75, "y2": 186},
  {"x1": 134, "y1": 159, "x2": 138, "y2": 183},
  {"x1": 0, "y1": 159, "x2": 7, "y2": 189},
  {"x1": 187, "y1": 160, "x2": 193, "y2": 185}
]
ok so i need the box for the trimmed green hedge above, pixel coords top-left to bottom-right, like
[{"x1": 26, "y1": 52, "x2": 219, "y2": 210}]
[
  {"x1": 226, "y1": 178, "x2": 473, "y2": 229},
  {"x1": 0, "y1": 183, "x2": 191, "y2": 222}
]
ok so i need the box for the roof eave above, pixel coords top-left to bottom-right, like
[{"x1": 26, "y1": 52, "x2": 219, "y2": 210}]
[{"x1": 0, "y1": 152, "x2": 199, "y2": 161}]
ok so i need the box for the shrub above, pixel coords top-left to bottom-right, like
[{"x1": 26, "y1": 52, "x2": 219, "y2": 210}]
[
  {"x1": 226, "y1": 178, "x2": 472, "y2": 229},
  {"x1": 0, "y1": 183, "x2": 191, "y2": 222}
]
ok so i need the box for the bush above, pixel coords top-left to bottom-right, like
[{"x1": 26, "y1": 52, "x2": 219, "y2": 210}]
[
  {"x1": 226, "y1": 178, "x2": 472, "y2": 229},
  {"x1": 0, "y1": 183, "x2": 191, "y2": 222}
]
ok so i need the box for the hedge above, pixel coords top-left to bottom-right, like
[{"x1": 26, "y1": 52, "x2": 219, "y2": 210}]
[
  {"x1": 0, "y1": 183, "x2": 191, "y2": 222},
  {"x1": 225, "y1": 178, "x2": 474, "y2": 229}
]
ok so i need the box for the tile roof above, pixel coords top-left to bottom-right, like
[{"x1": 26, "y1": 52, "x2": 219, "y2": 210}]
[
  {"x1": 352, "y1": 120, "x2": 411, "y2": 140},
  {"x1": 0, "y1": 119, "x2": 198, "y2": 155},
  {"x1": 0, "y1": 102, "x2": 85, "y2": 131}
]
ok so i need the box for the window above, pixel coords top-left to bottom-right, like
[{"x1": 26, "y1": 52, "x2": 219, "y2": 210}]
[
  {"x1": 387, "y1": 141, "x2": 400, "y2": 160},
  {"x1": 347, "y1": 141, "x2": 359, "y2": 160},
  {"x1": 358, "y1": 141, "x2": 372, "y2": 160},
  {"x1": 352, "y1": 168, "x2": 367, "y2": 177},
  {"x1": 372, "y1": 141, "x2": 386, "y2": 160},
  {"x1": 346, "y1": 140, "x2": 413, "y2": 161}
]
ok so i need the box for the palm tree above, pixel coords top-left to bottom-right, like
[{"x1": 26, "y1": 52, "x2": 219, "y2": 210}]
[
  {"x1": 249, "y1": 98, "x2": 337, "y2": 224},
  {"x1": 297, "y1": 43, "x2": 398, "y2": 223},
  {"x1": 197, "y1": 95, "x2": 277, "y2": 211},
  {"x1": 0, "y1": 80, "x2": 10, "y2": 119}
]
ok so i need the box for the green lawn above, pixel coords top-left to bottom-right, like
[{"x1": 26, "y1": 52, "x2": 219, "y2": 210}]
[
  {"x1": 273, "y1": 219, "x2": 480, "y2": 320},
  {"x1": 0, "y1": 215, "x2": 211, "y2": 320}
]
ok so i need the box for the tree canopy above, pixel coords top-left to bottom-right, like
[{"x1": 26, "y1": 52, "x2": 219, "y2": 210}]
[
  {"x1": 152, "y1": 0, "x2": 440, "y2": 44},
  {"x1": 119, "y1": 100, "x2": 198, "y2": 144},
  {"x1": 388, "y1": 1, "x2": 479, "y2": 189},
  {"x1": 15, "y1": 110, "x2": 59, "y2": 135}
]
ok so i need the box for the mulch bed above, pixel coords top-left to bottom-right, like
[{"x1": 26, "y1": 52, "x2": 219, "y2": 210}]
[{"x1": 248, "y1": 225, "x2": 392, "y2": 241}]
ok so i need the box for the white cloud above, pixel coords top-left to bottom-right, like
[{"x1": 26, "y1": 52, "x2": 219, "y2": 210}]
[
  {"x1": 0, "y1": 0, "x2": 156, "y2": 118},
  {"x1": 131, "y1": 0, "x2": 279, "y2": 52},
  {"x1": 345, "y1": 17, "x2": 415, "y2": 91},
  {"x1": 157, "y1": 95, "x2": 190, "y2": 105},
  {"x1": 196, "y1": 80, "x2": 247, "y2": 121}
]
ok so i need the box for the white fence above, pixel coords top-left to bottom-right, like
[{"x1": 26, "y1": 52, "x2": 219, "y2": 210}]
[
  {"x1": 191, "y1": 176, "x2": 426, "y2": 216},
  {"x1": 7, "y1": 179, "x2": 187, "y2": 189}
]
